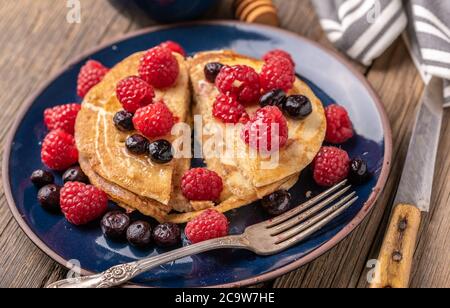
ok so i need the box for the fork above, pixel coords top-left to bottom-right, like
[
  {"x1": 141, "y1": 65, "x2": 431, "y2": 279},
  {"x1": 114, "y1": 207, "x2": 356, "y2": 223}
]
[{"x1": 47, "y1": 181, "x2": 357, "y2": 288}]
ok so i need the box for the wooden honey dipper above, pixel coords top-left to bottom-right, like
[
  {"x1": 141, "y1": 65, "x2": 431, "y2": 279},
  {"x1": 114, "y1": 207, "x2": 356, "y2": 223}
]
[{"x1": 234, "y1": 0, "x2": 279, "y2": 26}]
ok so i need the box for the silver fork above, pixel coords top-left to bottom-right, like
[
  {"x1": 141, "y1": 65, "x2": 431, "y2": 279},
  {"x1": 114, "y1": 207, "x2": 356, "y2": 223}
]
[{"x1": 47, "y1": 181, "x2": 357, "y2": 288}]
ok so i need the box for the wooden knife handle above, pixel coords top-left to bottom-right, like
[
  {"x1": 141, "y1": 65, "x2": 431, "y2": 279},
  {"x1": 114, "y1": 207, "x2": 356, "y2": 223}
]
[{"x1": 370, "y1": 204, "x2": 421, "y2": 288}]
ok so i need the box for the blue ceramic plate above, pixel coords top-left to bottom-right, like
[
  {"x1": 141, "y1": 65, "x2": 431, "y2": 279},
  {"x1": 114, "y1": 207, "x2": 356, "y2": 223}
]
[{"x1": 3, "y1": 22, "x2": 392, "y2": 288}]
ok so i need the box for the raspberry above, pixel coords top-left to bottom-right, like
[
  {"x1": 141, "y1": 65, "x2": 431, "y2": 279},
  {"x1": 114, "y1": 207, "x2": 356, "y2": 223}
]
[
  {"x1": 313, "y1": 146, "x2": 350, "y2": 187},
  {"x1": 41, "y1": 129, "x2": 78, "y2": 171},
  {"x1": 60, "y1": 182, "x2": 108, "y2": 225},
  {"x1": 325, "y1": 104, "x2": 354, "y2": 144},
  {"x1": 77, "y1": 60, "x2": 109, "y2": 98},
  {"x1": 260, "y1": 57, "x2": 295, "y2": 93},
  {"x1": 213, "y1": 94, "x2": 246, "y2": 124},
  {"x1": 181, "y1": 168, "x2": 223, "y2": 201},
  {"x1": 159, "y1": 40, "x2": 186, "y2": 57},
  {"x1": 132, "y1": 101, "x2": 175, "y2": 139},
  {"x1": 215, "y1": 65, "x2": 261, "y2": 104},
  {"x1": 44, "y1": 103, "x2": 81, "y2": 134},
  {"x1": 263, "y1": 49, "x2": 295, "y2": 67},
  {"x1": 239, "y1": 112, "x2": 250, "y2": 124},
  {"x1": 116, "y1": 76, "x2": 155, "y2": 113},
  {"x1": 138, "y1": 46, "x2": 179, "y2": 89},
  {"x1": 185, "y1": 209, "x2": 229, "y2": 243},
  {"x1": 241, "y1": 106, "x2": 289, "y2": 153}
]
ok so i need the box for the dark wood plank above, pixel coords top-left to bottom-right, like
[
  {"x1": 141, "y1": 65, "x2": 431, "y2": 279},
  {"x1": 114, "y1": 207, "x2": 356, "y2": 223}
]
[
  {"x1": 356, "y1": 112, "x2": 450, "y2": 288},
  {"x1": 408, "y1": 111, "x2": 450, "y2": 288},
  {"x1": 355, "y1": 41, "x2": 450, "y2": 288}
]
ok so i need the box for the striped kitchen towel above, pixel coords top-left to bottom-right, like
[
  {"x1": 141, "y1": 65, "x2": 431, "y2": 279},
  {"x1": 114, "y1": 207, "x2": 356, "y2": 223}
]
[{"x1": 311, "y1": 0, "x2": 450, "y2": 107}]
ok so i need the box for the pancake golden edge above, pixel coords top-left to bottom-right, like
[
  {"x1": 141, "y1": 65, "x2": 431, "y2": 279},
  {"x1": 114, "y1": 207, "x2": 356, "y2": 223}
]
[
  {"x1": 75, "y1": 52, "x2": 191, "y2": 222},
  {"x1": 165, "y1": 50, "x2": 326, "y2": 224},
  {"x1": 75, "y1": 49, "x2": 326, "y2": 224}
]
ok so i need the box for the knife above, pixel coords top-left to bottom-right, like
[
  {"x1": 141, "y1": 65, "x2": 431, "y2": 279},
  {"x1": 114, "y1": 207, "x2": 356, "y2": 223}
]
[{"x1": 370, "y1": 77, "x2": 445, "y2": 288}]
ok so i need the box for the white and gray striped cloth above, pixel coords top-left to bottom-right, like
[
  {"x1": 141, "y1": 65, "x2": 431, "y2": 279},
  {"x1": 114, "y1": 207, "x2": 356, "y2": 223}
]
[{"x1": 311, "y1": 0, "x2": 450, "y2": 107}]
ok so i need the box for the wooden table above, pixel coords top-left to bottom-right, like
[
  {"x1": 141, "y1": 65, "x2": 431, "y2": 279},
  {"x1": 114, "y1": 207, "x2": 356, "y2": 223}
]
[{"x1": 0, "y1": 0, "x2": 448, "y2": 288}]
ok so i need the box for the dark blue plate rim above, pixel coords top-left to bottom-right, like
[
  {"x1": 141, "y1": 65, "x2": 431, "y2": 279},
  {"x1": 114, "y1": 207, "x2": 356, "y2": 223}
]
[{"x1": 2, "y1": 20, "x2": 392, "y2": 288}]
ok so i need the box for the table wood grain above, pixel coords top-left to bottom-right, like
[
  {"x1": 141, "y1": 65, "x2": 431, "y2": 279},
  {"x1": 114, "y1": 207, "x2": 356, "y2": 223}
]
[{"x1": 0, "y1": 0, "x2": 448, "y2": 288}]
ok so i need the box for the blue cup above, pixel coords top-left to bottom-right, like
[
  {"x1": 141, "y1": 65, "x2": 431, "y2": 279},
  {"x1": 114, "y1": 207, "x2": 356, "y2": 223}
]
[{"x1": 132, "y1": 0, "x2": 219, "y2": 22}]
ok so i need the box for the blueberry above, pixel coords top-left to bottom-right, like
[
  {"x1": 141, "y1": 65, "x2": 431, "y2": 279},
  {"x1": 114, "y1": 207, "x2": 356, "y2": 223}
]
[
  {"x1": 204, "y1": 62, "x2": 224, "y2": 83},
  {"x1": 37, "y1": 184, "x2": 61, "y2": 213},
  {"x1": 149, "y1": 140, "x2": 173, "y2": 164},
  {"x1": 113, "y1": 110, "x2": 134, "y2": 132},
  {"x1": 101, "y1": 211, "x2": 130, "y2": 241},
  {"x1": 126, "y1": 134, "x2": 149, "y2": 155},
  {"x1": 30, "y1": 169, "x2": 54, "y2": 188},
  {"x1": 152, "y1": 223, "x2": 181, "y2": 247},
  {"x1": 262, "y1": 190, "x2": 292, "y2": 216},
  {"x1": 284, "y1": 95, "x2": 313, "y2": 119},
  {"x1": 348, "y1": 159, "x2": 371, "y2": 185},
  {"x1": 63, "y1": 166, "x2": 89, "y2": 184},
  {"x1": 126, "y1": 221, "x2": 152, "y2": 248},
  {"x1": 259, "y1": 89, "x2": 287, "y2": 108}
]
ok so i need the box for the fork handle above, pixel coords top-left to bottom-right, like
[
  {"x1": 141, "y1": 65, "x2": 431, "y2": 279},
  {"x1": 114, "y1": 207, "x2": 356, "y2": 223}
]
[
  {"x1": 47, "y1": 235, "x2": 248, "y2": 288},
  {"x1": 370, "y1": 204, "x2": 421, "y2": 288}
]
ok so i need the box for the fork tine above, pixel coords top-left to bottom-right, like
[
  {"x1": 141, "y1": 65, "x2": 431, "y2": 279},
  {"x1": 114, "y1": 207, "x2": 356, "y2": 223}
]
[
  {"x1": 265, "y1": 180, "x2": 348, "y2": 228},
  {"x1": 275, "y1": 196, "x2": 359, "y2": 250},
  {"x1": 269, "y1": 186, "x2": 352, "y2": 235},
  {"x1": 274, "y1": 192, "x2": 356, "y2": 242}
]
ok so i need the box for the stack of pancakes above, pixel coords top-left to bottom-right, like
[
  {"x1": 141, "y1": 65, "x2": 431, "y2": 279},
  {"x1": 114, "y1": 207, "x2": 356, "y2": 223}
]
[{"x1": 75, "y1": 50, "x2": 326, "y2": 223}]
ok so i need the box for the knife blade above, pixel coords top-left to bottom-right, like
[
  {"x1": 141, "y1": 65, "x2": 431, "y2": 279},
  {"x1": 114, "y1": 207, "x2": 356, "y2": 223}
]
[
  {"x1": 393, "y1": 76, "x2": 444, "y2": 211},
  {"x1": 371, "y1": 76, "x2": 445, "y2": 288}
]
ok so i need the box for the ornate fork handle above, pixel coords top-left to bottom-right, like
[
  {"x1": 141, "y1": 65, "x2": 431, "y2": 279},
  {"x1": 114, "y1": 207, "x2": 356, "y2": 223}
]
[{"x1": 47, "y1": 235, "x2": 249, "y2": 288}]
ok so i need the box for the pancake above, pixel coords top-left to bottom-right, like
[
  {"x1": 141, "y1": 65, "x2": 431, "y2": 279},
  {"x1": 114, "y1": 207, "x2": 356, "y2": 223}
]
[
  {"x1": 75, "y1": 51, "x2": 191, "y2": 222},
  {"x1": 164, "y1": 50, "x2": 326, "y2": 223}
]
